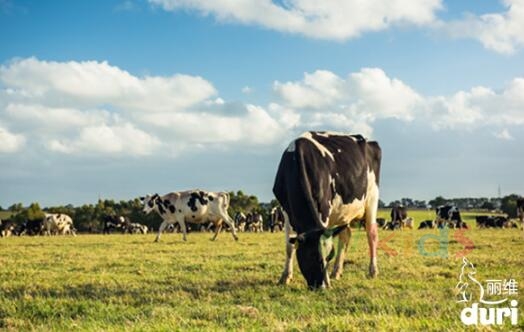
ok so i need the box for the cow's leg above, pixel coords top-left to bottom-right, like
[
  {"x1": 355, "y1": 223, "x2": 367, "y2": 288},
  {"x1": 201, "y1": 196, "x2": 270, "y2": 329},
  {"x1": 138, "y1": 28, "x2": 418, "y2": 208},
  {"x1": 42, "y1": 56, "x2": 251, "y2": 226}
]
[
  {"x1": 211, "y1": 221, "x2": 222, "y2": 241},
  {"x1": 366, "y1": 191, "x2": 379, "y2": 278},
  {"x1": 177, "y1": 219, "x2": 188, "y2": 241},
  {"x1": 331, "y1": 227, "x2": 351, "y2": 280},
  {"x1": 155, "y1": 220, "x2": 169, "y2": 242},
  {"x1": 278, "y1": 215, "x2": 295, "y2": 285},
  {"x1": 220, "y1": 214, "x2": 238, "y2": 241}
]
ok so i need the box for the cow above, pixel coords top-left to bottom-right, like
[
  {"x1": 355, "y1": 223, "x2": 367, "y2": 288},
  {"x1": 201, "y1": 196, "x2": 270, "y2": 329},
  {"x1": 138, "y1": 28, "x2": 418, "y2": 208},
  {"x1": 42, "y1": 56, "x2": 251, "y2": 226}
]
[
  {"x1": 517, "y1": 198, "x2": 524, "y2": 230},
  {"x1": 103, "y1": 215, "x2": 127, "y2": 234},
  {"x1": 141, "y1": 190, "x2": 238, "y2": 242},
  {"x1": 0, "y1": 219, "x2": 18, "y2": 237},
  {"x1": 403, "y1": 217, "x2": 414, "y2": 229},
  {"x1": 270, "y1": 206, "x2": 285, "y2": 232},
  {"x1": 18, "y1": 219, "x2": 45, "y2": 236},
  {"x1": 390, "y1": 205, "x2": 408, "y2": 230},
  {"x1": 43, "y1": 213, "x2": 76, "y2": 236},
  {"x1": 475, "y1": 215, "x2": 510, "y2": 228},
  {"x1": 273, "y1": 132, "x2": 381, "y2": 289},
  {"x1": 234, "y1": 212, "x2": 247, "y2": 232},
  {"x1": 128, "y1": 222, "x2": 148, "y2": 234},
  {"x1": 246, "y1": 212, "x2": 263, "y2": 232},
  {"x1": 435, "y1": 205, "x2": 463, "y2": 228},
  {"x1": 418, "y1": 219, "x2": 435, "y2": 229}
]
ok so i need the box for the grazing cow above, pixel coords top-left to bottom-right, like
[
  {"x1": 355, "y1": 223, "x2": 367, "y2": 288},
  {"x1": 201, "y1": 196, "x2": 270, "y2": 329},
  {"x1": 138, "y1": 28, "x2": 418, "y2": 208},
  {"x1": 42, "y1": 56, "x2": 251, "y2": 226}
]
[
  {"x1": 435, "y1": 205, "x2": 463, "y2": 228},
  {"x1": 246, "y1": 212, "x2": 264, "y2": 232},
  {"x1": 18, "y1": 219, "x2": 45, "y2": 236},
  {"x1": 128, "y1": 222, "x2": 148, "y2": 234},
  {"x1": 390, "y1": 205, "x2": 408, "y2": 230},
  {"x1": 141, "y1": 190, "x2": 238, "y2": 242},
  {"x1": 0, "y1": 219, "x2": 18, "y2": 237},
  {"x1": 102, "y1": 215, "x2": 128, "y2": 234},
  {"x1": 273, "y1": 132, "x2": 381, "y2": 289},
  {"x1": 418, "y1": 220, "x2": 435, "y2": 229},
  {"x1": 475, "y1": 215, "x2": 510, "y2": 228},
  {"x1": 270, "y1": 206, "x2": 285, "y2": 232},
  {"x1": 43, "y1": 213, "x2": 76, "y2": 236},
  {"x1": 517, "y1": 198, "x2": 524, "y2": 230},
  {"x1": 234, "y1": 212, "x2": 247, "y2": 232}
]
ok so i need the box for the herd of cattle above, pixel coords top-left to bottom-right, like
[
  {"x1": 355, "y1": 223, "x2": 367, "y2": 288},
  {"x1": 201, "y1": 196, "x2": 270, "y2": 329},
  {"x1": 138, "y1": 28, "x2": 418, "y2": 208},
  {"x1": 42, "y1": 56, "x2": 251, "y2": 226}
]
[{"x1": 1, "y1": 132, "x2": 523, "y2": 289}]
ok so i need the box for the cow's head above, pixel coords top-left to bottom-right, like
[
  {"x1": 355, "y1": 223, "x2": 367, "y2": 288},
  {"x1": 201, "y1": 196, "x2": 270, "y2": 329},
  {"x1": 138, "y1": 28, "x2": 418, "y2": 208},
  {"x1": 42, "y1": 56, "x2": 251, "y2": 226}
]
[
  {"x1": 289, "y1": 224, "x2": 348, "y2": 289},
  {"x1": 140, "y1": 194, "x2": 160, "y2": 214}
]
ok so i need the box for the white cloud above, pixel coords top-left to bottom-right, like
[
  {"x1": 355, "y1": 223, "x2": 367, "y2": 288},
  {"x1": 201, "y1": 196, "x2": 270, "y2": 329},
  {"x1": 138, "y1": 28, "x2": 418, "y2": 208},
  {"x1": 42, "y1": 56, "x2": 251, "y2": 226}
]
[
  {"x1": 494, "y1": 128, "x2": 514, "y2": 140},
  {"x1": 0, "y1": 57, "x2": 216, "y2": 112},
  {"x1": 442, "y1": 0, "x2": 524, "y2": 54},
  {"x1": 149, "y1": 0, "x2": 442, "y2": 40},
  {"x1": 242, "y1": 86, "x2": 253, "y2": 94},
  {"x1": 0, "y1": 125, "x2": 25, "y2": 153},
  {"x1": 1, "y1": 57, "x2": 523, "y2": 158},
  {"x1": 47, "y1": 123, "x2": 162, "y2": 156}
]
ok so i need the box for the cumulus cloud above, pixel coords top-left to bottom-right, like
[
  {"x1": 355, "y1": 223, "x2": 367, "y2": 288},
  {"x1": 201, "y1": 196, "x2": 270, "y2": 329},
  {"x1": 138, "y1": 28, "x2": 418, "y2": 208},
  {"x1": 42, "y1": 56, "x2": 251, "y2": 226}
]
[
  {"x1": 0, "y1": 57, "x2": 286, "y2": 156},
  {"x1": 149, "y1": 0, "x2": 442, "y2": 40},
  {"x1": 0, "y1": 125, "x2": 25, "y2": 153},
  {"x1": 494, "y1": 129, "x2": 514, "y2": 140},
  {"x1": 442, "y1": 0, "x2": 524, "y2": 54},
  {"x1": 1, "y1": 57, "x2": 523, "y2": 158},
  {"x1": 271, "y1": 68, "x2": 524, "y2": 137}
]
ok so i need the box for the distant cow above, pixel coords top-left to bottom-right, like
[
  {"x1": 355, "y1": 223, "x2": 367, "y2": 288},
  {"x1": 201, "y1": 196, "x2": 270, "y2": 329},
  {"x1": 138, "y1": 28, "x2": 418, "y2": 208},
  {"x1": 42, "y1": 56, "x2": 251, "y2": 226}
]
[
  {"x1": 270, "y1": 206, "x2": 285, "y2": 232},
  {"x1": 141, "y1": 190, "x2": 238, "y2": 242},
  {"x1": 103, "y1": 215, "x2": 130, "y2": 234},
  {"x1": 418, "y1": 220, "x2": 435, "y2": 229},
  {"x1": 234, "y1": 212, "x2": 247, "y2": 232},
  {"x1": 404, "y1": 217, "x2": 414, "y2": 229},
  {"x1": 435, "y1": 205, "x2": 463, "y2": 228},
  {"x1": 517, "y1": 198, "x2": 524, "y2": 230},
  {"x1": 128, "y1": 222, "x2": 148, "y2": 234},
  {"x1": 44, "y1": 213, "x2": 76, "y2": 236},
  {"x1": 0, "y1": 219, "x2": 18, "y2": 237},
  {"x1": 391, "y1": 205, "x2": 408, "y2": 229},
  {"x1": 246, "y1": 212, "x2": 263, "y2": 232},
  {"x1": 273, "y1": 132, "x2": 381, "y2": 289},
  {"x1": 18, "y1": 219, "x2": 45, "y2": 236},
  {"x1": 475, "y1": 215, "x2": 510, "y2": 228}
]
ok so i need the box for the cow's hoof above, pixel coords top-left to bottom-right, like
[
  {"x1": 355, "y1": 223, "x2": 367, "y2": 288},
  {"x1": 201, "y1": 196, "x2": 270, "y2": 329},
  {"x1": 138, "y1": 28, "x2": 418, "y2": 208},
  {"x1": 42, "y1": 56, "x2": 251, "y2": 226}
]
[
  {"x1": 368, "y1": 266, "x2": 378, "y2": 278},
  {"x1": 278, "y1": 274, "x2": 292, "y2": 285},
  {"x1": 330, "y1": 270, "x2": 342, "y2": 280}
]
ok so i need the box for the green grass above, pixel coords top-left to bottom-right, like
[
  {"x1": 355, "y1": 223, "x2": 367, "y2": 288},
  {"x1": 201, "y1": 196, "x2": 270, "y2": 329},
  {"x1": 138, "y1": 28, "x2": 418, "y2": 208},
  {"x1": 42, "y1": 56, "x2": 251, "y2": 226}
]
[{"x1": 0, "y1": 219, "x2": 522, "y2": 331}]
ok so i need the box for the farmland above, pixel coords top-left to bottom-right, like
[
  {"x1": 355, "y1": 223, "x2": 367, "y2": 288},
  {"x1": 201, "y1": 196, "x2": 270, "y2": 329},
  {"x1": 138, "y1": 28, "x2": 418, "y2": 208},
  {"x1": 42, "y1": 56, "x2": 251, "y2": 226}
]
[{"x1": 0, "y1": 211, "x2": 522, "y2": 331}]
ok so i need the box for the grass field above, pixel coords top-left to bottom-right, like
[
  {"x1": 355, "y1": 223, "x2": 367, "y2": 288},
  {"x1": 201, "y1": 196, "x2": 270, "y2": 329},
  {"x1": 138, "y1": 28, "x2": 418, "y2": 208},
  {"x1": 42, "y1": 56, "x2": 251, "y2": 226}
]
[{"x1": 0, "y1": 211, "x2": 522, "y2": 331}]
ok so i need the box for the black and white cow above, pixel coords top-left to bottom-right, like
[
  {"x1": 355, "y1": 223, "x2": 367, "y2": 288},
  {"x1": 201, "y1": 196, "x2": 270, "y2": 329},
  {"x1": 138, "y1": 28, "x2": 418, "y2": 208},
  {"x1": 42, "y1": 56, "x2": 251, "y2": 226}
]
[
  {"x1": 141, "y1": 190, "x2": 238, "y2": 242},
  {"x1": 390, "y1": 205, "x2": 408, "y2": 229},
  {"x1": 234, "y1": 212, "x2": 247, "y2": 232},
  {"x1": 246, "y1": 212, "x2": 264, "y2": 232},
  {"x1": 102, "y1": 215, "x2": 129, "y2": 234},
  {"x1": 273, "y1": 132, "x2": 381, "y2": 289},
  {"x1": 43, "y1": 213, "x2": 76, "y2": 236},
  {"x1": 517, "y1": 198, "x2": 524, "y2": 230},
  {"x1": 475, "y1": 215, "x2": 511, "y2": 228},
  {"x1": 0, "y1": 219, "x2": 18, "y2": 237},
  {"x1": 435, "y1": 205, "x2": 463, "y2": 228},
  {"x1": 418, "y1": 219, "x2": 435, "y2": 229},
  {"x1": 270, "y1": 206, "x2": 285, "y2": 232},
  {"x1": 18, "y1": 219, "x2": 45, "y2": 236}
]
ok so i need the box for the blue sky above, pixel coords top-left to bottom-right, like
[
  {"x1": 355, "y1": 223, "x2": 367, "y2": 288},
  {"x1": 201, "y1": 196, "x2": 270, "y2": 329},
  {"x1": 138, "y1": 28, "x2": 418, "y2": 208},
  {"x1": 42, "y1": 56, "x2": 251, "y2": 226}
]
[{"x1": 0, "y1": 0, "x2": 523, "y2": 207}]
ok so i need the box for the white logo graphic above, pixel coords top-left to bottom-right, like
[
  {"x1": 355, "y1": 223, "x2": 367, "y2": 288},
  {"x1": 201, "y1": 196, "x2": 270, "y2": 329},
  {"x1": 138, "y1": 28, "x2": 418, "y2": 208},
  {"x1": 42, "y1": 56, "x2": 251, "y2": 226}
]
[{"x1": 455, "y1": 257, "x2": 519, "y2": 326}]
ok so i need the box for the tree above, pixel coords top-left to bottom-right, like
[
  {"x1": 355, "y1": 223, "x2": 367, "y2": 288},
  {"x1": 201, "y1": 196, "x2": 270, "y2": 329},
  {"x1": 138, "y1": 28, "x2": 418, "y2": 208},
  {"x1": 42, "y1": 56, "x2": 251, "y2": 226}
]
[
  {"x1": 8, "y1": 203, "x2": 23, "y2": 213},
  {"x1": 428, "y1": 196, "x2": 447, "y2": 208},
  {"x1": 500, "y1": 194, "x2": 521, "y2": 218}
]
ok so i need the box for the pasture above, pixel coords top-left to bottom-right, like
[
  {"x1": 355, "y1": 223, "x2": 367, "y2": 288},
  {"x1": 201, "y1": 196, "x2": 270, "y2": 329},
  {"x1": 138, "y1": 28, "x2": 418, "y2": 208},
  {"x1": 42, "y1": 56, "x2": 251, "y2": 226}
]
[{"x1": 0, "y1": 211, "x2": 522, "y2": 331}]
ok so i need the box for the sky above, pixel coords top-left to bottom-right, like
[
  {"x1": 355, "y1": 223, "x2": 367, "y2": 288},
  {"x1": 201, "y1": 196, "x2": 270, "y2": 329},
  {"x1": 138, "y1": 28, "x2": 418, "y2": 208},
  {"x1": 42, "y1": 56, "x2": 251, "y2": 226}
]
[{"x1": 0, "y1": 0, "x2": 523, "y2": 207}]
